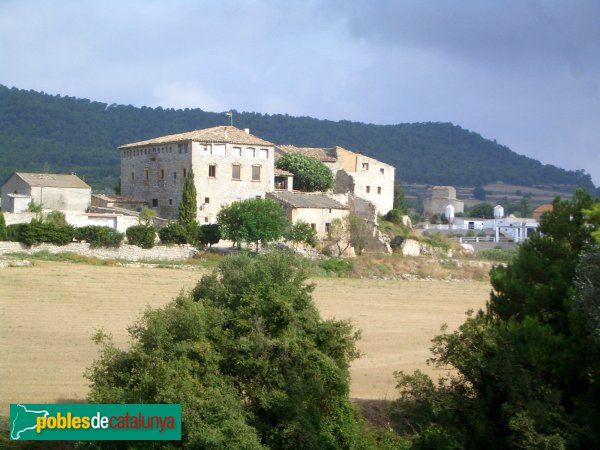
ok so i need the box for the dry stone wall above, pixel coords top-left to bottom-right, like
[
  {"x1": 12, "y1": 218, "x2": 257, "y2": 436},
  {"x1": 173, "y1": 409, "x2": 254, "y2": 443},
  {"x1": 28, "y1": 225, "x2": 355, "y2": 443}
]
[{"x1": 0, "y1": 241, "x2": 197, "y2": 261}]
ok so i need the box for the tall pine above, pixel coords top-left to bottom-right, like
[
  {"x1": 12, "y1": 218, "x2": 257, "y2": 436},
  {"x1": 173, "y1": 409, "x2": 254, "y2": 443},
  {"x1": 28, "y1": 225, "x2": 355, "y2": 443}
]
[{"x1": 178, "y1": 169, "x2": 197, "y2": 227}]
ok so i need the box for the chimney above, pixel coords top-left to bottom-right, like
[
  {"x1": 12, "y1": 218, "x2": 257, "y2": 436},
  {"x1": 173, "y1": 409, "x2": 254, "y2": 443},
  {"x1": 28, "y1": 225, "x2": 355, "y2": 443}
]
[
  {"x1": 224, "y1": 128, "x2": 228, "y2": 140},
  {"x1": 244, "y1": 128, "x2": 250, "y2": 134}
]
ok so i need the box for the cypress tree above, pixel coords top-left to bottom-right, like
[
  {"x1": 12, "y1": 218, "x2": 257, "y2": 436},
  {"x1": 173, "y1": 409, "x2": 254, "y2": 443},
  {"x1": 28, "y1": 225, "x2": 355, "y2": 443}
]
[{"x1": 178, "y1": 169, "x2": 197, "y2": 227}]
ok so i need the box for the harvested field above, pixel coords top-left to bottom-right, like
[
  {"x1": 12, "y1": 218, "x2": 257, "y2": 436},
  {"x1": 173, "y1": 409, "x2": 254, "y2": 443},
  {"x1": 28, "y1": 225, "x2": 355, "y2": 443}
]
[{"x1": 0, "y1": 261, "x2": 490, "y2": 417}]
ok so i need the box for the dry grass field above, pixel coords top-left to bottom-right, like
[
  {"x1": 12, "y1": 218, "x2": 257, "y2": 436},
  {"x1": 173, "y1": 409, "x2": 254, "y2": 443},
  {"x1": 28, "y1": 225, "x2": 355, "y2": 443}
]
[{"x1": 0, "y1": 261, "x2": 490, "y2": 418}]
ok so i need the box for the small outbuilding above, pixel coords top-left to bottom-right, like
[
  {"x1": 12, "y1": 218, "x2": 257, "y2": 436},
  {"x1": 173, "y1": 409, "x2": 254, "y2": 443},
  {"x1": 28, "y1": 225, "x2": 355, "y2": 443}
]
[
  {"x1": 266, "y1": 191, "x2": 348, "y2": 238},
  {"x1": 1, "y1": 172, "x2": 91, "y2": 213}
]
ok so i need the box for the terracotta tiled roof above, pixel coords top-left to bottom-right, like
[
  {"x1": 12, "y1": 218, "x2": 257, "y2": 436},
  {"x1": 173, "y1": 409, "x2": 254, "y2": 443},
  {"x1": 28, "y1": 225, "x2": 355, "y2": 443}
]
[
  {"x1": 268, "y1": 191, "x2": 347, "y2": 209},
  {"x1": 274, "y1": 168, "x2": 294, "y2": 176},
  {"x1": 15, "y1": 172, "x2": 91, "y2": 189},
  {"x1": 276, "y1": 145, "x2": 338, "y2": 162},
  {"x1": 119, "y1": 126, "x2": 274, "y2": 149},
  {"x1": 534, "y1": 204, "x2": 553, "y2": 213}
]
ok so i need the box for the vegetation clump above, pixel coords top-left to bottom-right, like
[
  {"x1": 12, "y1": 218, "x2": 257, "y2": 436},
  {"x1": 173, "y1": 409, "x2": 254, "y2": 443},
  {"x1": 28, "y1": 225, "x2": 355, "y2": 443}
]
[
  {"x1": 276, "y1": 153, "x2": 334, "y2": 192},
  {"x1": 125, "y1": 224, "x2": 156, "y2": 249},
  {"x1": 87, "y1": 251, "x2": 365, "y2": 449}
]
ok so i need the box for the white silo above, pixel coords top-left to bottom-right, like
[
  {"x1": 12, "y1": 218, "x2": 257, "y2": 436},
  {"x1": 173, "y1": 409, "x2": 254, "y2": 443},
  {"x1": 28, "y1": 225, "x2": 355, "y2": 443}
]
[
  {"x1": 445, "y1": 204, "x2": 455, "y2": 224},
  {"x1": 494, "y1": 205, "x2": 504, "y2": 219}
]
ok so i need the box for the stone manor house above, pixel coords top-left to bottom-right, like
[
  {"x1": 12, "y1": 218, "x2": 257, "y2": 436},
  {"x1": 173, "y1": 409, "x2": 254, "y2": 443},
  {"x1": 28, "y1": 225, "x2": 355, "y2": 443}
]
[{"x1": 120, "y1": 126, "x2": 394, "y2": 234}]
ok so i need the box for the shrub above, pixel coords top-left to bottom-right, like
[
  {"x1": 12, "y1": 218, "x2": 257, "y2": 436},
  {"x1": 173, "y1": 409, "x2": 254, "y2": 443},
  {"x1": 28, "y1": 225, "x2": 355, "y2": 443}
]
[
  {"x1": 126, "y1": 225, "x2": 156, "y2": 248},
  {"x1": 45, "y1": 210, "x2": 67, "y2": 226},
  {"x1": 275, "y1": 153, "x2": 334, "y2": 192},
  {"x1": 0, "y1": 210, "x2": 6, "y2": 240},
  {"x1": 74, "y1": 226, "x2": 124, "y2": 248},
  {"x1": 7, "y1": 220, "x2": 74, "y2": 246},
  {"x1": 318, "y1": 257, "x2": 354, "y2": 276},
  {"x1": 198, "y1": 223, "x2": 221, "y2": 248},
  {"x1": 158, "y1": 222, "x2": 188, "y2": 245},
  {"x1": 385, "y1": 208, "x2": 404, "y2": 224}
]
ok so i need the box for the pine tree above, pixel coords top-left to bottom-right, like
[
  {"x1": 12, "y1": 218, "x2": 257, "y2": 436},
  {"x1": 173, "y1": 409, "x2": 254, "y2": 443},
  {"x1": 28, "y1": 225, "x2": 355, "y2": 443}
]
[{"x1": 178, "y1": 169, "x2": 197, "y2": 227}]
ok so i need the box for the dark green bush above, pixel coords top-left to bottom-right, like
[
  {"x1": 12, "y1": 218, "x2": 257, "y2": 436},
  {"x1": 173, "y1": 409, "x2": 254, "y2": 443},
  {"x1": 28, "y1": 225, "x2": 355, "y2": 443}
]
[
  {"x1": 158, "y1": 222, "x2": 188, "y2": 245},
  {"x1": 318, "y1": 257, "x2": 354, "y2": 276},
  {"x1": 126, "y1": 225, "x2": 156, "y2": 249},
  {"x1": 0, "y1": 211, "x2": 7, "y2": 240},
  {"x1": 384, "y1": 208, "x2": 404, "y2": 224},
  {"x1": 198, "y1": 223, "x2": 221, "y2": 247},
  {"x1": 74, "y1": 226, "x2": 124, "y2": 248},
  {"x1": 6, "y1": 220, "x2": 74, "y2": 246}
]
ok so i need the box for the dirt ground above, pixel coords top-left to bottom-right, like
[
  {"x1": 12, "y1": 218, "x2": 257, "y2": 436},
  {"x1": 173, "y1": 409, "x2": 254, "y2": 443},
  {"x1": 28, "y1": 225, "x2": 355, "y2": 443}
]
[{"x1": 0, "y1": 261, "x2": 490, "y2": 417}]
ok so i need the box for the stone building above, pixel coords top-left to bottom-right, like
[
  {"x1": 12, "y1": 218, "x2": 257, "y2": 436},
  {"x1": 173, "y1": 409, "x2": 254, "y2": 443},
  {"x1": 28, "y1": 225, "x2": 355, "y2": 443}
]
[
  {"x1": 423, "y1": 186, "x2": 465, "y2": 217},
  {"x1": 120, "y1": 126, "x2": 276, "y2": 223},
  {"x1": 120, "y1": 126, "x2": 395, "y2": 223},
  {"x1": 1, "y1": 172, "x2": 91, "y2": 213},
  {"x1": 276, "y1": 145, "x2": 395, "y2": 214},
  {"x1": 266, "y1": 191, "x2": 348, "y2": 239}
]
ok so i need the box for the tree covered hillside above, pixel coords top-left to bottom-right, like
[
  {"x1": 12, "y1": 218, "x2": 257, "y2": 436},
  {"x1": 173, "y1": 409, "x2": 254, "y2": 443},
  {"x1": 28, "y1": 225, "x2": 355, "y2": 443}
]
[{"x1": 0, "y1": 84, "x2": 595, "y2": 192}]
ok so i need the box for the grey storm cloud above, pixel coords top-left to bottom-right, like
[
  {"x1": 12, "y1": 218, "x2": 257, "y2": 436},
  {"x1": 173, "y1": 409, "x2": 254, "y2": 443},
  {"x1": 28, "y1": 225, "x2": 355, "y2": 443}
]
[{"x1": 0, "y1": 0, "x2": 598, "y2": 184}]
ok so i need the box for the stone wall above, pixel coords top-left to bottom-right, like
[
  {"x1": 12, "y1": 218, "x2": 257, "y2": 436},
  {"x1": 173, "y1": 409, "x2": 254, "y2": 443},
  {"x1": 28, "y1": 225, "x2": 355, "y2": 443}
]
[{"x1": 0, "y1": 241, "x2": 197, "y2": 261}]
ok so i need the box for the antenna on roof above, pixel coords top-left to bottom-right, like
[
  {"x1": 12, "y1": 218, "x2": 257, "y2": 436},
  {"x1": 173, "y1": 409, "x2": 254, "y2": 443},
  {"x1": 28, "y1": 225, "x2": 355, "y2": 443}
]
[{"x1": 225, "y1": 111, "x2": 233, "y2": 126}]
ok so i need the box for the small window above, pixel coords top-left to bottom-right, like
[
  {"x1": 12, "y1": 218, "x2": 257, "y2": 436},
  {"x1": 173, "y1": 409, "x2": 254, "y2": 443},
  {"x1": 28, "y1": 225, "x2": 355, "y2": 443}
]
[
  {"x1": 325, "y1": 223, "x2": 331, "y2": 234},
  {"x1": 258, "y1": 148, "x2": 268, "y2": 159},
  {"x1": 183, "y1": 168, "x2": 187, "y2": 178},
  {"x1": 252, "y1": 165, "x2": 261, "y2": 181},
  {"x1": 232, "y1": 164, "x2": 241, "y2": 180},
  {"x1": 204, "y1": 197, "x2": 210, "y2": 204},
  {"x1": 362, "y1": 162, "x2": 369, "y2": 170},
  {"x1": 145, "y1": 169, "x2": 149, "y2": 181},
  {"x1": 311, "y1": 223, "x2": 317, "y2": 231},
  {"x1": 178, "y1": 144, "x2": 183, "y2": 154},
  {"x1": 184, "y1": 143, "x2": 188, "y2": 153},
  {"x1": 160, "y1": 169, "x2": 164, "y2": 180},
  {"x1": 255, "y1": 195, "x2": 261, "y2": 199},
  {"x1": 174, "y1": 171, "x2": 177, "y2": 180},
  {"x1": 152, "y1": 198, "x2": 158, "y2": 207},
  {"x1": 208, "y1": 164, "x2": 217, "y2": 178},
  {"x1": 168, "y1": 199, "x2": 173, "y2": 206},
  {"x1": 204, "y1": 217, "x2": 209, "y2": 223},
  {"x1": 247, "y1": 147, "x2": 256, "y2": 158},
  {"x1": 131, "y1": 172, "x2": 134, "y2": 182},
  {"x1": 203, "y1": 144, "x2": 209, "y2": 152},
  {"x1": 366, "y1": 186, "x2": 370, "y2": 194},
  {"x1": 377, "y1": 186, "x2": 382, "y2": 194},
  {"x1": 232, "y1": 146, "x2": 241, "y2": 157},
  {"x1": 380, "y1": 168, "x2": 385, "y2": 175}
]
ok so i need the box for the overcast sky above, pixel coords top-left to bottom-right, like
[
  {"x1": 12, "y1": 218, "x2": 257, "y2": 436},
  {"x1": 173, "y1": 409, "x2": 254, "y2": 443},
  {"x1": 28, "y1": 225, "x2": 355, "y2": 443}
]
[{"x1": 1, "y1": 0, "x2": 599, "y2": 185}]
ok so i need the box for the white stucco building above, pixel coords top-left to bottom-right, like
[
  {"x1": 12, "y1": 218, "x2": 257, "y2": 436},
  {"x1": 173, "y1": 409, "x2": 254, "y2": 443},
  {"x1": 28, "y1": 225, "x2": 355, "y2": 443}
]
[
  {"x1": 276, "y1": 145, "x2": 395, "y2": 215},
  {"x1": 1, "y1": 172, "x2": 91, "y2": 213}
]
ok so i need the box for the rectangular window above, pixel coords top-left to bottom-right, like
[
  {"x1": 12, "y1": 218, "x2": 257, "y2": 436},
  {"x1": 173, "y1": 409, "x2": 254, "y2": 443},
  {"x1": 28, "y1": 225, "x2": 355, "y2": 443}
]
[
  {"x1": 232, "y1": 164, "x2": 241, "y2": 180},
  {"x1": 152, "y1": 198, "x2": 158, "y2": 207},
  {"x1": 204, "y1": 217, "x2": 209, "y2": 223},
  {"x1": 377, "y1": 186, "x2": 382, "y2": 194},
  {"x1": 204, "y1": 197, "x2": 210, "y2": 204},
  {"x1": 325, "y1": 222, "x2": 331, "y2": 234},
  {"x1": 168, "y1": 199, "x2": 173, "y2": 206},
  {"x1": 183, "y1": 168, "x2": 187, "y2": 179},
  {"x1": 380, "y1": 168, "x2": 385, "y2": 174},
  {"x1": 208, "y1": 164, "x2": 217, "y2": 178},
  {"x1": 246, "y1": 147, "x2": 256, "y2": 158},
  {"x1": 203, "y1": 144, "x2": 209, "y2": 152},
  {"x1": 145, "y1": 169, "x2": 149, "y2": 181},
  {"x1": 255, "y1": 195, "x2": 261, "y2": 199},
  {"x1": 232, "y1": 146, "x2": 241, "y2": 157},
  {"x1": 131, "y1": 172, "x2": 134, "y2": 182},
  {"x1": 311, "y1": 223, "x2": 317, "y2": 231},
  {"x1": 362, "y1": 162, "x2": 369, "y2": 170},
  {"x1": 366, "y1": 186, "x2": 370, "y2": 193},
  {"x1": 174, "y1": 171, "x2": 177, "y2": 180},
  {"x1": 160, "y1": 169, "x2": 164, "y2": 179},
  {"x1": 258, "y1": 148, "x2": 268, "y2": 159},
  {"x1": 252, "y1": 165, "x2": 261, "y2": 181}
]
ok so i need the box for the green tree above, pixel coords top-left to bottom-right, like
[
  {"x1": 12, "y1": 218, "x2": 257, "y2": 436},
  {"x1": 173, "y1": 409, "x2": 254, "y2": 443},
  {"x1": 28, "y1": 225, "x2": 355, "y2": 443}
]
[
  {"x1": 178, "y1": 169, "x2": 197, "y2": 227},
  {"x1": 217, "y1": 198, "x2": 289, "y2": 251},
  {"x1": 197, "y1": 223, "x2": 221, "y2": 248},
  {"x1": 44, "y1": 210, "x2": 67, "y2": 226},
  {"x1": 138, "y1": 207, "x2": 156, "y2": 226},
  {"x1": 126, "y1": 224, "x2": 156, "y2": 248},
  {"x1": 392, "y1": 189, "x2": 600, "y2": 448},
  {"x1": 468, "y1": 202, "x2": 494, "y2": 219},
  {"x1": 393, "y1": 183, "x2": 407, "y2": 212},
  {"x1": 348, "y1": 214, "x2": 371, "y2": 256},
  {"x1": 276, "y1": 153, "x2": 334, "y2": 192},
  {"x1": 473, "y1": 186, "x2": 487, "y2": 201},
  {"x1": 0, "y1": 210, "x2": 7, "y2": 240},
  {"x1": 87, "y1": 251, "x2": 362, "y2": 449},
  {"x1": 285, "y1": 220, "x2": 317, "y2": 249}
]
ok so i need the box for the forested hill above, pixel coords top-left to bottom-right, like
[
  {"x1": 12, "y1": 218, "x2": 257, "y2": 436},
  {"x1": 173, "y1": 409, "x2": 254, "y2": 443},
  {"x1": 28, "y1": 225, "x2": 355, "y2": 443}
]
[{"x1": 0, "y1": 84, "x2": 595, "y2": 192}]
